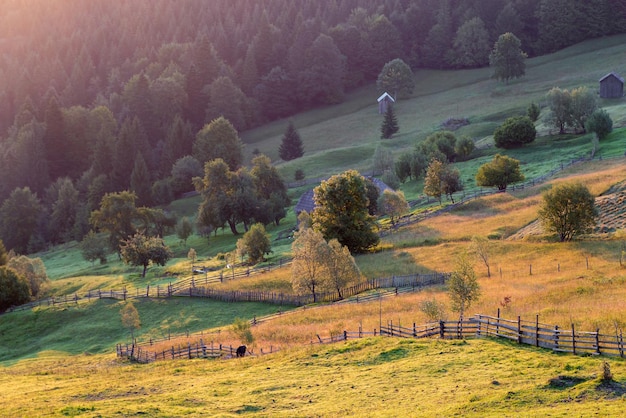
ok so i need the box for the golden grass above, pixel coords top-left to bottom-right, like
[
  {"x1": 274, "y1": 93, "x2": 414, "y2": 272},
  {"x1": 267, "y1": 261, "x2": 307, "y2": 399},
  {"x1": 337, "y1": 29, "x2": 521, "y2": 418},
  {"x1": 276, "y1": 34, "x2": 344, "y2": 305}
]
[{"x1": 2, "y1": 339, "x2": 625, "y2": 417}]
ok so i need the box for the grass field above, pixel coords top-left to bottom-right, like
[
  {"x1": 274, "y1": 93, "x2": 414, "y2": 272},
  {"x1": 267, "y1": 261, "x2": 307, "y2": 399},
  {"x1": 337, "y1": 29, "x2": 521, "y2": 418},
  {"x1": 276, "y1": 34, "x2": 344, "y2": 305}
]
[
  {"x1": 1, "y1": 338, "x2": 624, "y2": 417},
  {"x1": 2, "y1": 35, "x2": 626, "y2": 416}
]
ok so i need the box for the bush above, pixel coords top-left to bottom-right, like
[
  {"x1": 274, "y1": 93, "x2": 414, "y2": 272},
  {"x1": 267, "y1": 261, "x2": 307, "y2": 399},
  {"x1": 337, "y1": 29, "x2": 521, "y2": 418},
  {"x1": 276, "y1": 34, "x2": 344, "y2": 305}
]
[
  {"x1": 585, "y1": 108, "x2": 613, "y2": 140},
  {"x1": 0, "y1": 266, "x2": 30, "y2": 312},
  {"x1": 527, "y1": 102, "x2": 540, "y2": 122},
  {"x1": 494, "y1": 116, "x2": 536, "y2": 148}
]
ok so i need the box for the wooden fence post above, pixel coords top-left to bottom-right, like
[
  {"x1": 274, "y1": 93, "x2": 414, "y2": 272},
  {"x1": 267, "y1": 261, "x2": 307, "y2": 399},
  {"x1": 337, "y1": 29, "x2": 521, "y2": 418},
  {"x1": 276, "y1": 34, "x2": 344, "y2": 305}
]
[
  {"x1": 517, "y1": 316, "x2": 522, "y2": 344},
  {"x1": 344, "y1": 330, "x2": 347, "y2": 341},
  {"x1": 572, "y1": 323, "x2": 576, "y2": 355},
  {"x1": 554, "y1": 325, "x2": 559, "y2": 351},
  {"x1": 439, "y1": 320, "x2": 445, "y2": 339},
  {"x1": 595, "y1": 328, "x2": 600, "y2": 355},
  {"x1": 535, "y1": 315, "x2": 539, "y2": 347}
]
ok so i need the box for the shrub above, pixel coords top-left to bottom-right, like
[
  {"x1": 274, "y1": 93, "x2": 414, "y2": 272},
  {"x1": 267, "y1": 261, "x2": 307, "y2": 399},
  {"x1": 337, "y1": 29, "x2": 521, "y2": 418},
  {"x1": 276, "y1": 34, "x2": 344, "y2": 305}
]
[{"x1": 494, "y1": 116, "x2": 536, "y2": 148}]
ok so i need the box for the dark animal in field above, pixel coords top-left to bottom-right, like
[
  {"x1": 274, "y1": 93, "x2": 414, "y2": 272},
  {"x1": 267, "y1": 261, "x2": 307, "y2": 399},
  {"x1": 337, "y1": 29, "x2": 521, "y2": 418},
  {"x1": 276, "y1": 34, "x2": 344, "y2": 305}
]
[{"x1": 236, "y1": 345, "x2": 246, "y2": 357}]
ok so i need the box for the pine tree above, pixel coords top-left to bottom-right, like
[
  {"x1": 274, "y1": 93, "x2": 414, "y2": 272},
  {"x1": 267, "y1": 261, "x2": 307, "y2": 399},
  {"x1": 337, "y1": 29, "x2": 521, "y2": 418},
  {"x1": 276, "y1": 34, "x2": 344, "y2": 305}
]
[
  {"x1": 130, "y1": 153, "x2": 152, "y2": 207},
  {"x1": 278, "y1": 121, "x2": 304, "y2": 161},
  {"x1": 380, "y1": 105, "x2": 399, "y2": 139}
]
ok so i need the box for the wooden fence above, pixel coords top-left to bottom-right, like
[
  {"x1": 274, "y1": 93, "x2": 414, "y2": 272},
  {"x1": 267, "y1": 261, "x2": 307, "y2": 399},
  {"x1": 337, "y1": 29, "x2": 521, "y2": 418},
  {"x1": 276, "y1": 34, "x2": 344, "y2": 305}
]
[
  {"x1": 176, "y1": 272, "x2": 448, "y2": 306},
  {"x1": 116, "y1": 312, "x2": 625, "y2": 363}
]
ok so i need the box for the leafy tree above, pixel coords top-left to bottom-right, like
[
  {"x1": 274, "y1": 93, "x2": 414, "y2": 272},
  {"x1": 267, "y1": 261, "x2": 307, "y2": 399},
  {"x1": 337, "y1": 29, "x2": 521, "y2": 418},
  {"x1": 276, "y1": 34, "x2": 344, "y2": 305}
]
[
  {"x1": 294, "y1": 169, "x2": 305, "y2": 182},
  {"x1": 470, "y1": 236, "x2": 493, "y2": 278},
  {"x1": 80, "y1": 230, "x2": 109, "y2": 265},
  {"x1": 90, "y1": 191, "x2": 138, "y2": 253},
  {"x1": 120, "y1": 233, "x2": 172, "y2": 277},
  {"x1": 193, "y1": 116, "x2": 243, "y2": 170},
  {"x1": 570, "y1": 86, "x2": 598, "y2": 132},
  {"x1": 278, "y1": 121, "x2": 304, "y2": 161},
  {"x1": 0, "y1": 187, "x2": 43, "y2": 254},
  {"x1": 420, "y1": 299, "x2": 447, "y2": 322},
  {"x1": 373, "y1": 145, "x2": 394, "y2": 175},
  {"x1": 420, "y1": 131, "x2": 457, "y2": 163},
  {"x1": 135, "y1": 207, "x2": 176, "y2": 238},
  {"x1": 237, "y1": 223, "x2": 271, "y2": 265},
  {"x1": 538, "y1": 182, "x2": 598, "y2": 242},
  {"x1": 452, "y1": 17, "x2": 490, "y2": 68},
  {"x1": 0, "y1": 240, "x2": 7, "y2": 266},
  {"x1": 394, "y1": 152, "x2": 413, "y2": 183},
  {"x1": 378, "y1": 189, "x2": 409, "y2": 226},
  {"x1": 171, "y1": 155, "x2": 203, "y2": 196},
  {"x1": 380, "y1": 105, "x2": 399, "y2": 139},
  {"x1": 489, "y1": 32, "x2": 527, "y2": 83},
  {"x1": 7, "y1": 255, "x2": 48, "y2": 298},
  {"x1": 187, "y1": 248, "x2": 197, "y2": 267},
  {"x1": 291, "y1": 227, "x2": 328, "y2": 303},
  {"x1": 0, "y1": 266, "x2": 30, "y2": 312},
  {"x1": 323, "y1": 239, "x2": 361, "y2": 299},
  {"x1": 250, "y1": 154, "x2": 290, "y2": 226},
  {"x1": 194, "y1": 158, "x2": 233, "y2": 235},
  {"x1": 312, "y1": 170, "x2": 379, "y2": 254},
  {"x1": 586, "y1": 108, "x2": 613, "y2": 140},
  {"x1": 120, "y1": 301, "x2": 141, "y2": 341},
  {"x1": 151, "y1": 178, "x2": 174, "y2": 206},
  {"x1": 42, "y1": 96, "x2": 68, "y2": 181},
  {"x1": 494, "y1": 116, "x2": 536, "y2": 148},
  {"x1": 527, "y1": 102, "x2": 540, "y2": 122},
  {"x1": 295, "y1": 34, "x2": 346, "y2": 106},
  {"x1": 232, "y1": 317, "x2": 255, "y2": 346},
  {"x1": 448, "y1": 253, "x2": 480, "y2": 320},
  {"x1": 546, "y1": 87, "x2": 573, "y2": 134},
  {"x1": 381, "y1": 170, "x2": 401, "y2": 191},
  {"x1": 205, "y1": 76, "x2": 249, "y2": 131},
  {"x1": 441, "y1": 164, "x2": 464, "y2": 203},
  {"x1": 376, "y1": 58, "x2": 414, "y2": 99},
  {"x1": 424, "y1": 159, "x2": 445, "y2": 204},
  {"x1": 476, "y1": 154, "x2": 525, "y2": 191},
  {"x1": 176, "y1": 217, "x2": 193, "y2": 247},
  {"x1": 455, "y1": 136, "x2": 476, "y2": 161}
]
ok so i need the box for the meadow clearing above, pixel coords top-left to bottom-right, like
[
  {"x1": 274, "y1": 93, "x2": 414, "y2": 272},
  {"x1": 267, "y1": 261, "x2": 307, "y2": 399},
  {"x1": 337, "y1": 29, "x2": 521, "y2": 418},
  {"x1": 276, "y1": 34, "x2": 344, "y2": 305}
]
[{"x1": 2, "y1": 35, "x2": 626, "y2": 416}]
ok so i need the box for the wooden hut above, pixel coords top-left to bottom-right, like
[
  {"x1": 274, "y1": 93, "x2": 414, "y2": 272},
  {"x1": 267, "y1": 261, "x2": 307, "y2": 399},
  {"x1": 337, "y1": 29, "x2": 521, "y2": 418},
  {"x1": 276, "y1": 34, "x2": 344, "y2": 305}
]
[
  {"x1": 599, "y1": 72, "x2": 624, "y2": 98},
  {"x1": 377, "y1": 92, "x2": 395, "y2": 114}
]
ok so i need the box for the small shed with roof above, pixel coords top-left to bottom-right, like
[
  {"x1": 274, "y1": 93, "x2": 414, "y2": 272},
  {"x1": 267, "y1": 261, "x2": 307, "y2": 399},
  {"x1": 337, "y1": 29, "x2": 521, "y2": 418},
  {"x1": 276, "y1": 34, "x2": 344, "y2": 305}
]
[
  {"x1": 377, "y1": 92, "x2": 395, "y2": 114},
  {"x1": 599, "y1": 72, "x2": 624, "y2": 98}
]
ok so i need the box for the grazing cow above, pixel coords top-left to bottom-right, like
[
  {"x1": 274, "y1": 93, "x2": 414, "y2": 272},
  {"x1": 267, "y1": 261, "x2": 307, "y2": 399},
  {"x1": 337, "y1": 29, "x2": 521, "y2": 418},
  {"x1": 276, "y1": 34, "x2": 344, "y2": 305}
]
[{"x1": 236, "y1": 345, "x2": 246, "y2": 357}]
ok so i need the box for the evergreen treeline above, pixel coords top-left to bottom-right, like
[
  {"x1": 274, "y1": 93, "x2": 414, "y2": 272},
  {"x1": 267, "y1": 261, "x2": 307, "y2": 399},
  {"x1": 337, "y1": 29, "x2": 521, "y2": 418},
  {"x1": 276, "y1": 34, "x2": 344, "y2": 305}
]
[{"x1": 1, "y1": 0, "x2": 625, "y2": 253}]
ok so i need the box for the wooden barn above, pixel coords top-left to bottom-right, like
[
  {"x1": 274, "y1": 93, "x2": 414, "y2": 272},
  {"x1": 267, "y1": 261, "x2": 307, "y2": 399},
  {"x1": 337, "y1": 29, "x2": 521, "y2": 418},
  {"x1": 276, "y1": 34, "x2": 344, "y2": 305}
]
[
  {"x1": 599, "y1": 72, "x2": 624, "y2": 98},
  {"x1": 377, "y1": 92, "x2": 395, "y2": 114}
]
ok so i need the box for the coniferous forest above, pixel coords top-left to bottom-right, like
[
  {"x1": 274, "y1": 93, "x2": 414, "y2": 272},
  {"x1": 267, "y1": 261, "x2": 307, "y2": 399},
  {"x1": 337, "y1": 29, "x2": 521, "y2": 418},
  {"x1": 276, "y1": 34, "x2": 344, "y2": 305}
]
[{"x1": 1, "y1": 0, "x2": 626, "y2": 253}]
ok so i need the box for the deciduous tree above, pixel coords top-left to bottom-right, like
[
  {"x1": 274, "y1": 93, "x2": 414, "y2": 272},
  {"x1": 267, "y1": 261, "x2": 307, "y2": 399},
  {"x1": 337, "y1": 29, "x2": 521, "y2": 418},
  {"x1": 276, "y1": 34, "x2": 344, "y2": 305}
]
[
  {"x1": 586, "y1": 108, "x2": 613, "y2": 141},
  {"x1": 89, "y1": 191, "x2": 138, "y2": 253},
  {"x1": 120, "y1": 301, "x2": 141, "y2": 341},
  {"x1": 80, "y1": 230, "x2": 108, "y2": 265},
  {"x1": 312, "y1": 170, "x2": 379, "y2": 254},
  {"x1": 176, "y1": 217, "x2": 193, "y2": 247},
  {"x1": 237, "y1": 223, "x2": 271, "y2": 265},
  {"x1": 0, "y1": 266, "x2": 30, "y2": 312},
  {"x1": 193, "y1": 117, "x2": 243, "y2": 170},
  {"x1": 489, "y1": 32, "x2": 527, "y2": 83},
  {"x1": 291, "y1": 227, "x2": 328, "y2": 303},
  {"x1": 378, "y1": 189, "x2": 409, "y2": 226},
  {"x1": 376, "y1": 58, "x2": 414, "y2": 99},
  {"x1": 0, "y1": 187, "x2": 43, "y2": 254},
  {"x1": 475, "y1": 154, "x2": 525, "y2": 191},
  {"x1": 7, "y1": 255, "x2": 48, "y2": 298},
  {"x1": 120, "y1": 233, "x2": 172, "y2": 277},
  {"x1": 323, "y1": 239, "x2": 361, "y2": 299},
  {"x1": 494, "y1": 116, "x2": 536, "y2": 148},
  {"x1": 538, "y1": 182, "x2": 598, "y2": 242},
  {"x1": 448, "y1": 253, "x2": 480, "y2": 320}
]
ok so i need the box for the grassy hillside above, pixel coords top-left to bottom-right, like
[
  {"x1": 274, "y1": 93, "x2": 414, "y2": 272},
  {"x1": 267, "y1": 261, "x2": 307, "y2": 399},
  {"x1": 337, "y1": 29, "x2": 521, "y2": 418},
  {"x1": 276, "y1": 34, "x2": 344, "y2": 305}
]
[
  {"x1": 241, "y1": 34, "x2": 626, "y2": 182},
  {"x1": 1, "y1": 338, "x2": 624, "y2": 417},
  {"x1": 2, "y1": 35, "x2": 626, "y2": 416}
]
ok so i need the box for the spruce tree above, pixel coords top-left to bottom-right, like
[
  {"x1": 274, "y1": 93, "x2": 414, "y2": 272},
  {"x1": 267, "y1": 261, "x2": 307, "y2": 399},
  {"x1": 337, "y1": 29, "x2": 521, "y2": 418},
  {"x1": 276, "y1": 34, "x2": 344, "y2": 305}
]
[
  {"x1": 380, "y1": 105, "x2": 399, "y2": 139},
  {"x1": 278, "y1": 121, "x2": 304, "y2": 161}
]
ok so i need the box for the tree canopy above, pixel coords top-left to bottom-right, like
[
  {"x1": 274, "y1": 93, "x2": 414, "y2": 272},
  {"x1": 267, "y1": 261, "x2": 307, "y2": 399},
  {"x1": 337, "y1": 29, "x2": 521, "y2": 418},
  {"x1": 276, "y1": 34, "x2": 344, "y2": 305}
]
[
  {"x1": 493, "y1": 116, "x2": 536, "y2": 149},
  {"x1": 475, "y1": 154, "x2": 525, "y2": 191},
  {"x1": 489, "y1": 32, "x2": 527, "y2": 83},
  {"x1": 538, "y1": 182, "x2": 598, "y2": 242},
  {"x1": 376, "y1": 58, "x2": 414, "y2": 99},
  {"x1": 120, "y1": 233, "x2": 172, "y2": 277},
  {"x1": 312, "y1": 170, "x2": 379, "y2": 254}
]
